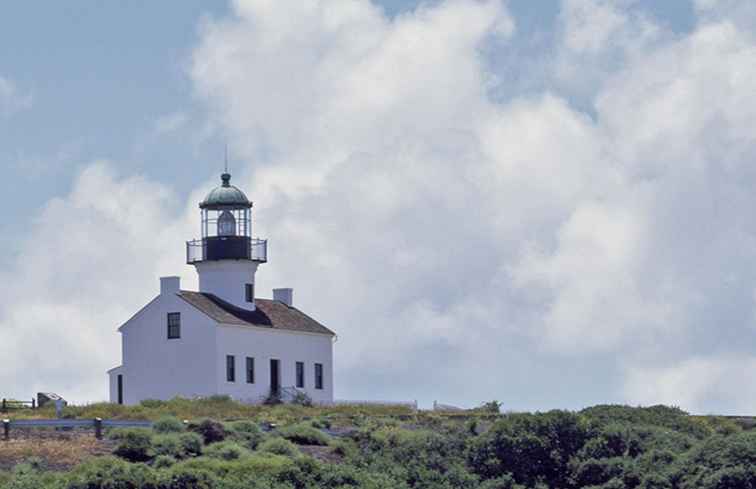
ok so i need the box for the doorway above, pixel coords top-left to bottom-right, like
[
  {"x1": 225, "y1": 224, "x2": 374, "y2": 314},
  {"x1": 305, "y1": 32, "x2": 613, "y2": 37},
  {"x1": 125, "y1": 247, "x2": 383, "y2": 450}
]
[
  {"x1": 117, "y1": 375, "x2": 123, "y2": 405},
  {"x1": 270, "y1": 359, "x2": 280, "y2": 395}
]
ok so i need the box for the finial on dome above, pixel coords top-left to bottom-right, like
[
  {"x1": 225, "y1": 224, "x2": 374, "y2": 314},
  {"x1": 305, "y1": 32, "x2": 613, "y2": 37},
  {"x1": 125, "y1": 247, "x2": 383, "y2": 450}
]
[{"x1": 221, "y1": 172, "x2": 231, "y2": 187}]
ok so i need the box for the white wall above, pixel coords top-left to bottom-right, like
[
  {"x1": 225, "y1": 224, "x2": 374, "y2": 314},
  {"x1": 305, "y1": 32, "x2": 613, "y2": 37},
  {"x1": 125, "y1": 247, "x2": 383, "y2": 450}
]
[
  {"x1": 114, "y1": 292, "x2": 218, "y2": 405},
  {"x1": 215, "y1": 325, "x2": 334, "y2": 404},
  {"x1": 194, "y1": 260, "x2": 260, "y2": 309}
]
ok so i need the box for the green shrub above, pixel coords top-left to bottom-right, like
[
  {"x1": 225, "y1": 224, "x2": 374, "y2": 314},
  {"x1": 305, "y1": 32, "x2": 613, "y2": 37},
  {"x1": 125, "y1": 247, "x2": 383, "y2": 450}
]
[
  {"x1": 477, "y1": 474, "x2": 526, "y2": 489},
  {"x1": 3, "y1": 463, "x2": 62, "y2": 489},
  {"x1": 178, "y1": 432, "x2": 204, "y2": 457},
  {"x1": 258, "y1": 437, "x2": 301, "y2": 457},
  {"x1": 467, "y1": 410, "x2": 590, "y2": 488},
  {"x1": 189, "y1": 418, "x2": 226, "y2": 444},
  {"x1": 153, "y1": 434, "x2": 184, "y2": 458},
  {"x1": 157, "y1": 463, "x2": 217, "y2": 489},
  {"x1": 141, "y1": 399, "x2": 168, "y2": 409},
  {"x1": 225, "y1": 420, "x2": 265, "y2": 449},
  {"x1": 153, "y1": 455, "x2": 177, "y2": 469},
  {"x1": 204, "y1": 441, "x2": 251, "y2": 461},
  {"x1": 331, "y1": 440, "x2": 357, "y2": 458},
  {"x1": 66, "y1": 456, "x2": 158, "y2": 489},
  {"x1": 154, "y1": 416, "x2": 185, "y2": 434},
  {"x1": 110, "y1": 428, "x2": 154, "y2": 462},
  {"x1": 277, "y1": 423, "x2": 330, "y2": 446}
]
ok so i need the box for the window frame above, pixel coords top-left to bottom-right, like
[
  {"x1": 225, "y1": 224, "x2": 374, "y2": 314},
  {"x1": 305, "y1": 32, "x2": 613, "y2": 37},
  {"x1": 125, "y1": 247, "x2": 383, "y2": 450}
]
[
  {"x1": 167, "y1": 312, "x2": 181, "y2": 339},
  {"x1": 245, "y1": 283, "x2": 254, "y2": 303},
  {"x1": 314, "y1": 363, "x2": 324, "y2": 390},
  {"x1": 296, "y1": 361, "x2": 305, "y2": 388},
  {"x1": 246, "y1": 357, "x2": 255, "y2": 384},
  {"x1": 226, "y1": 355, "x2": 236, "y2": 382}
]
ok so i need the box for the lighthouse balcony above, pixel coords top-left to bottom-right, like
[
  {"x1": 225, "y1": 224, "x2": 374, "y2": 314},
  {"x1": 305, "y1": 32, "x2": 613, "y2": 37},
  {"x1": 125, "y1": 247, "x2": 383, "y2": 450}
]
[{"x1": 186, "y1": 237, "x2": 268, "y2": 264}]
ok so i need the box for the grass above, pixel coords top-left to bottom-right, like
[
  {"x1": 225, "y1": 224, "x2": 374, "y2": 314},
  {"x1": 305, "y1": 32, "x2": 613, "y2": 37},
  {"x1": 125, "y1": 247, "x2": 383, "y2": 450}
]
[{"x1": 7, "y1": 396, "x2": 418, "y2": 424}]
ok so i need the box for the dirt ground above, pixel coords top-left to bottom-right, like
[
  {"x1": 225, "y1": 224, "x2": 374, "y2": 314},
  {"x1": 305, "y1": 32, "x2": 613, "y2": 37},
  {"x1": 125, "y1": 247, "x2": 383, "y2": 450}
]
[{"x1": 0, "y1": 428, "x2": 114, "y2": 471}]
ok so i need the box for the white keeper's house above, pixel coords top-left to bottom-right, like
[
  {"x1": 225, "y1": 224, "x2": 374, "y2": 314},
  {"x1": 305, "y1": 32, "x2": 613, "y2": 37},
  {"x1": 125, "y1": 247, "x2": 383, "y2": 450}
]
[{"x1": 108, "y1": 172, "x2": 336, "y2": 405}]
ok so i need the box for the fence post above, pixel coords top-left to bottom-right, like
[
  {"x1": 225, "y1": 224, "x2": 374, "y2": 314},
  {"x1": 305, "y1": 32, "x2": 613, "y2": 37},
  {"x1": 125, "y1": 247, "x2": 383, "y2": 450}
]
[
  {"x1": 31, "y1": 398, "x2": 36, "y2": 410},
  {"x1": 94, "y1": 418, "x2": 103, "y2": 440},
  {"x1": 2, "y1": 419, "x2": 9, "y2": 441}
]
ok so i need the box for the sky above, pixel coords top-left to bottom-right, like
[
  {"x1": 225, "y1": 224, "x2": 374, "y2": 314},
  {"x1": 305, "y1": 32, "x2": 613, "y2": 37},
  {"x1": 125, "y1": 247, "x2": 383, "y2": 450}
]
[{"x1": 1, "y1": 0, "x2": 755, "y2": 413}]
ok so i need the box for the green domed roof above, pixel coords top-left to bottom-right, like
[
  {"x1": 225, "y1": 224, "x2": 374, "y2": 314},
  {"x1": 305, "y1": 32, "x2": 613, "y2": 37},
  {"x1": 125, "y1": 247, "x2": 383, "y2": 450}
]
[{"x1": 199, "y1": 173, "x2": 252, "y2": 209}]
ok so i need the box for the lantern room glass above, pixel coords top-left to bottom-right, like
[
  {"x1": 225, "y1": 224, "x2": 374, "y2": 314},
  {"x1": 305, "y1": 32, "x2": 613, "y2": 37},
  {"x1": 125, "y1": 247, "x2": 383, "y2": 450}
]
[{"x1": 201, "y1": 208, "x2": 250, "y2": 239}]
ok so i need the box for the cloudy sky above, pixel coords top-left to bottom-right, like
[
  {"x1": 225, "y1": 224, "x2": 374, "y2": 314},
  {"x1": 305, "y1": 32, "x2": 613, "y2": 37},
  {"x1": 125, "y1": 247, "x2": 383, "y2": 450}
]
[{"x1": 1, "y1": 0, "x2": 755, "y2": 413}]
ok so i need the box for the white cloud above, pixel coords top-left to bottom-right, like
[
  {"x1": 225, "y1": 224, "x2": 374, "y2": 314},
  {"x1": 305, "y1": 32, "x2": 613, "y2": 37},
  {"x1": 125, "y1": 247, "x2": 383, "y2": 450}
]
[
  {"x1": 623, "y1": 355, "x2": 756, "y2": 414},
  {"x1": 0, "y1": 75, "x2": 32, "y2": 117},
  {"x1": 187, "y1": 0, "x2": 756, "y2": 410},
  {"x1": 153, "y1": 111, "x2": 189, "y2": 135},
  {"x1": 0, "y1": 163, "x2": 194, "y2": 402}
]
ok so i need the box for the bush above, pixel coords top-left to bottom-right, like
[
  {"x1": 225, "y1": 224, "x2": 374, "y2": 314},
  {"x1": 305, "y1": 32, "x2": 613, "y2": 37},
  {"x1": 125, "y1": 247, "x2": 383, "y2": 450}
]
[
  {"x1": 189, "y1": 418, "x2": 226, "y2": 444},
  {"x1": 310, "y1": 417, "x2": 332, "y2": 429},
  {"x1": 204, "y1": 441, "x2": 251, "y2": 461},
  {"x1": 154, "y1": 416, "x2": 185, "y2": 434},
  {"x1": 157, "y1": 463, "x2": 217, "y2": 489},
  {"x1": 153, "y1": 434, "x2": 184, "y2": 459},
  {"x1": 66, "y1": 456, "x2": 158, "y2": 488},
  {"x1": 258, "y1": 437, "x2": 301, "y2": 457},
  {"x1": 141, "y1": 399, "x2": 168, "y2": 409},
  {"x1": 3, "y1": 463, "x2": 62, "y2": 489},
  {"x1": 477, "y1": 474, "x2": 525, "y2": 489},
  {"x1": 467, "y1": 410, "x2": 590, "y2": 488},
  {"x1": 153, "y1": 455, "x2": 177, "y2": 469},
  {"x1": 226, "y1": 420, "x2": 265, "y2": 450},
  {"x1": 291, "y1": 390, "x2": 313, "y2": 407},
  {"x1": 277, "y1": 423, "x2": 330, "y2": 446},
  {"x1": 178, "y1": 432, "x2": 204, "y2": 457},
  {"x1": 110, "y1": 428, "x2": 154, "y2": 462}
]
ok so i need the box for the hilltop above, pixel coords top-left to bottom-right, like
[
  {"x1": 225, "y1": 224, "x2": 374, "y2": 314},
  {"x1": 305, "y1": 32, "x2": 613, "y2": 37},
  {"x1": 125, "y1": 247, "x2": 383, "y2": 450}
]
[{"x1": 1, "y1": 397, "x2": 754, "y2": 489}]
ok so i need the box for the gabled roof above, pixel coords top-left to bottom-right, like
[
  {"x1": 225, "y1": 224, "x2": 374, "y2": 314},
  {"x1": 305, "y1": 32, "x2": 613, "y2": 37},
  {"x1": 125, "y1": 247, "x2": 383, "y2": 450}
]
[{"x1": 178, "y1": 291, "x2": 335, "y2": 337}]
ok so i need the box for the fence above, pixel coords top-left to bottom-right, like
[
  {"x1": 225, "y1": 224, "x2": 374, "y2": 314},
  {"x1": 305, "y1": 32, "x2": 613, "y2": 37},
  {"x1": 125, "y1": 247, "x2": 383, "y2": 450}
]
[
  {"x1": 1, "y1": 418, "x2": 152, "y2": 441},
  {"x1": 332, "y1": 399, "x2": 418, "y2": 410},
  {"x1": 1, "y1": 398, "x2": 37, "y2": 412}
]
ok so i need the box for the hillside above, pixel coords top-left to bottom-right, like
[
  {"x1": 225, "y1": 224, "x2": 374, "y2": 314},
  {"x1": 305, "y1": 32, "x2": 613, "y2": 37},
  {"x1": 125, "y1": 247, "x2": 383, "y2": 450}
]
[{"x1": 1, "y1": 398, "x2": 754, "y2": 489}]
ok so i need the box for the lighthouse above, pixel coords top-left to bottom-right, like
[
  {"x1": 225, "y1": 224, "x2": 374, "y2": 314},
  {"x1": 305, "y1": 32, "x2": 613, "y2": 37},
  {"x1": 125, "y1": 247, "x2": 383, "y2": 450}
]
[
  {"x1": 186, "y1": 172, "x2": 268, "y2": 310},
  {"x1": 109, "y1": 172, "x2": 334, "y2": 406}
]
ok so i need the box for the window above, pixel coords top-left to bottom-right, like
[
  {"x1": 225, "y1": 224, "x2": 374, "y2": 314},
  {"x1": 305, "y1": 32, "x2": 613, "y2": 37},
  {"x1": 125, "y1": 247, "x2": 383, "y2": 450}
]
[
  {"x1": 226, "y1": 355, "x2": 236, "y2": 382},
  {"x1": 218, "y1": 210, "x2": 236, "y2": 236},
  {"x1": 296, "y1": 362, "x2": 305, "y2": 388},
  {"x1": 167, "y1": 313, "x2": 181, "y2": 339},
  {"x1": 315, "y1": 363, "x2": 323, "y2": 390},
  {"x1": 245, "y1": 283, "x2": 254, "y2": 303},
  {"x1": 246, "y1": 357, "x2": 255, "y2": 384}
]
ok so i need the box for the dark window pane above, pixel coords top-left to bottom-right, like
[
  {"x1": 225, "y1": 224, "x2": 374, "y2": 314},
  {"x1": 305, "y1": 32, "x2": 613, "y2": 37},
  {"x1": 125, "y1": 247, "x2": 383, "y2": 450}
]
[
  {"x1": 246, "y1": 357, "x2": 255, "y2": 383},
  {"x1": 227, "y1": 355, "x2": 235, "y2": 382},
  {"x1": 245, "y1": 283, "x2": 254, "y2": 303},
  {"x1": 296, "y1": 362, "x2": 304, "y2": 388},
  {"x1": 167, "y1": 313, "x2": 181, "y2": 339},
  {"x1": 315, "y1": 363, "x2": 323, "y2": 390}
]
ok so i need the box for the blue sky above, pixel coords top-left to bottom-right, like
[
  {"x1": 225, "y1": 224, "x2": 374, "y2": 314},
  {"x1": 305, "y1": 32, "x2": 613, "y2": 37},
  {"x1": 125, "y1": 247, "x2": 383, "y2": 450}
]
[{"x1": 2, "y1": 0, "x2": 756, "y2": 412}]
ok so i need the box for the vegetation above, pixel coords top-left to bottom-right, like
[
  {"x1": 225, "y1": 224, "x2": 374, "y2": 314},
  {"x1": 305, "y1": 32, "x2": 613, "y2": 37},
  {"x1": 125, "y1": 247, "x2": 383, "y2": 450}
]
[{"x1": 1, "y1": 399, "x2": 755, "y2": 489}]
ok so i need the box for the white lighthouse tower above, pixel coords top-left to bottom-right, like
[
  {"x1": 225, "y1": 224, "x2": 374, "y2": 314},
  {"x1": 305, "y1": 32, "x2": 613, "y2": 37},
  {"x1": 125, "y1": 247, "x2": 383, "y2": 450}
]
[{"x1": 186, "y1": 172, "x2": 268, "y2": 310}]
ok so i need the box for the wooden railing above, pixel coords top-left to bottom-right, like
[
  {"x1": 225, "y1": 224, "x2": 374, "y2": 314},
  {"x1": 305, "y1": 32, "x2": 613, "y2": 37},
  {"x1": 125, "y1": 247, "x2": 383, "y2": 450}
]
[{"x1": 1, "y1": 418, "x2": 153, "y2": 440}]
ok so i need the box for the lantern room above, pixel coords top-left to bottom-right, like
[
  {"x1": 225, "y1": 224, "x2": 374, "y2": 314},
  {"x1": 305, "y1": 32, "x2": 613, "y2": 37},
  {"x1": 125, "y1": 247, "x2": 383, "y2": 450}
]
[{"x1": 186, "y1": 173, "x2": 267, "y2": 264}]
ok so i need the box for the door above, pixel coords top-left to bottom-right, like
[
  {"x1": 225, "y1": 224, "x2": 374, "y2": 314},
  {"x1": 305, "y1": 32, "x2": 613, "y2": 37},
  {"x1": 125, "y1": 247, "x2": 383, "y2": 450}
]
[
  {"x1": 270, "y1": 359, "x2": 280, "y2": 395},
  {"x1": 117, "y1": 375, "x2": 123, "y2": 405}
]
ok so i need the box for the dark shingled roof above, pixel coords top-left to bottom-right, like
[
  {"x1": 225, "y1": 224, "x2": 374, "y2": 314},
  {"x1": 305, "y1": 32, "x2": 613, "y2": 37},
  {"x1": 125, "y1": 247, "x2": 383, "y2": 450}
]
[{"x1": 178, "y1": 291, "x2": 335, "y2": 336}]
